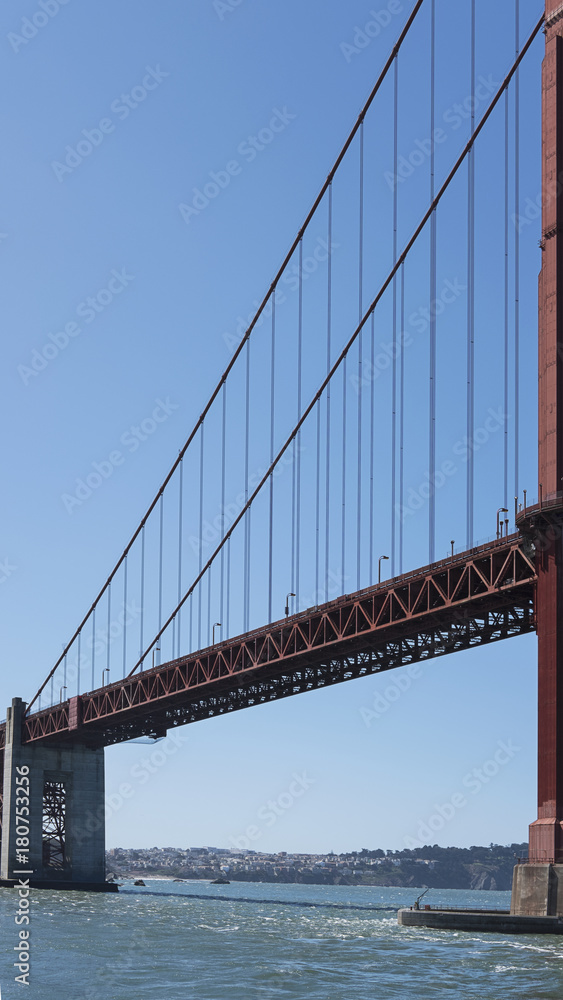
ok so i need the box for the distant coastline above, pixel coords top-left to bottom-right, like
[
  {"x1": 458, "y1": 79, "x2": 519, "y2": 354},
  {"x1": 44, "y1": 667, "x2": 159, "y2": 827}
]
[{"x1": 107, "y1": 842, "x2": 527, "y2": 892}]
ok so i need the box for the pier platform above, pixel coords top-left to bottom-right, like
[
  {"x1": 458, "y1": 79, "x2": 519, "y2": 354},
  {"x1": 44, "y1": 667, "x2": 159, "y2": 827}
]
[{"x1": 398, "y1": 907, "x2": 563, "y2": 935}]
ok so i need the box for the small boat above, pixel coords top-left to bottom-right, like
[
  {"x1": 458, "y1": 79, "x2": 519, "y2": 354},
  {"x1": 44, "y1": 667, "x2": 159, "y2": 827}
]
[
  {"x1": 210, "y1": 876, "x2": 230, "y2": 885},
  {"x1": 134, "y1": 879, "x2": 146, "y2": 886}
]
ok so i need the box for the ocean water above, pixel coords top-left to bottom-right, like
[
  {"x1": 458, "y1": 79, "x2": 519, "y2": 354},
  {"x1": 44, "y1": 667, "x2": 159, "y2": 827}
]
[{"x1": 1, "y1": 880, "x2": 562, "y2": 999}]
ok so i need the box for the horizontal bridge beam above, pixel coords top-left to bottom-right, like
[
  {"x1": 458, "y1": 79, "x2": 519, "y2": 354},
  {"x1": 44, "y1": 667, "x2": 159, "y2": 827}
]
[{"x1": 4, "y1": 536, "x2": 536, "y2": 749}]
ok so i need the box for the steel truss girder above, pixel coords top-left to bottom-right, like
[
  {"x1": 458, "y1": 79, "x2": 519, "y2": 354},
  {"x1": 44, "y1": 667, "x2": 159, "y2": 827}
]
[{"x1": 9, "y1": 536, "x2": 535, "y2": 749}]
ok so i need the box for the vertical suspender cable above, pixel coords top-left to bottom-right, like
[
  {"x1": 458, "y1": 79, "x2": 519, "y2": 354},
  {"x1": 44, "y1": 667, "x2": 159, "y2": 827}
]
[
  {"x1": 158, "y1": 493, "x2": 163, "y2": 662},
  {"x1": 220, "y1": 388, "x2": 226, "y2": 636},
  {"x1": 226, "y1": 537, "x2": 231, "y2": 638},
  {"x1": 399, "y1": 263, "x2": 406, "y2": 573},
  {"x1": 268, "y1": 294, "x2": 276, "y2": 622},
  {"x1": 244, "y1": 340, "x2": 251, "y2": 632},
  {"x1": 392, "y1": 56, "x2": 399, "y2": 576},
  {"x1": 429, "y1": 0, "x2": 437, "y2": 563},
  {"x1": 466, "y1": 0, "x2": 476, "y2": 549},
  {"x1": 178, "y1": 456, "x2": 184, "y2": 658},
  {"x1": 91, "y1": 607, "x2": 96, "y2": 691},
  {"x1": 514, "y1": 0, "x2": 520, "y2": 501},
  {"x1": 504, "y1": 90, "x2": 510, "y2": 510},
  {"x1": 370, "y1": 311, "x2": 375, "y2": 583},
  {"x1": 294, "y1": 239, "x2": 303, "y2": 610},
  {"x1": 122, "y1": 555, "x2": 127, "y2": 678},
  {"x1": 316, "y1": 400, "x2": 321, "y2": 599},
  {"x1": 357, "y1": 121, "x2": 364, "y2": 590},
  {"x1": 77, "y1": 631, "x2": 81, "y2": 695},
  {"x1": 207, "y1": 564, "x2": 212, "y2": 646},
  {"x1": 341, "y1": 354, "x2": 347, "y2": 587},
  {"x1": 106, "y1": 582, "x2": 111, "y2": 678},
  {"x1": 198, "y1": 428, "x2": 204, "y2": 648},
  {"x1": 325, "y1": 184, "x2": 333, "y2": 597},
  {"x1": 140, "y1": 524, "x2": 145, "y2": 667}
]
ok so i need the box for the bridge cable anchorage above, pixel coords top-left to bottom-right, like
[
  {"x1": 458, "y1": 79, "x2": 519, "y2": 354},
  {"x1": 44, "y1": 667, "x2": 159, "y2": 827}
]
[
  {"x1": 122, "y1": 14, "x2": 544, "y2": 681},
  {"x1": 26, "y1": 0, "x2": 429, "y2": 715}
]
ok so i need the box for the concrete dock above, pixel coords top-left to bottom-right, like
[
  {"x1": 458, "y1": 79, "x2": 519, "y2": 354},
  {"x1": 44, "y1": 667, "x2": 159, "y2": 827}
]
[{"x1": 398, "y1": 907, "x2": 563, "y2": 935}]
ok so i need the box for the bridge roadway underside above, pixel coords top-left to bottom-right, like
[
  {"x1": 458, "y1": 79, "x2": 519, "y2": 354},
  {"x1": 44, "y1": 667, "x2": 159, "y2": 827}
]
[{"x1": 5, "y1": 536, "x2": 536, "y2": 751}]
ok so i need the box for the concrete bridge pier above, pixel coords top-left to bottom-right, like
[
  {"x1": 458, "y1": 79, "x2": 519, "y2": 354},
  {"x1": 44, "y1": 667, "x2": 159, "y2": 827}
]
[{"x1": 0, "y1": 698, "x2": 114, "y2": 891}]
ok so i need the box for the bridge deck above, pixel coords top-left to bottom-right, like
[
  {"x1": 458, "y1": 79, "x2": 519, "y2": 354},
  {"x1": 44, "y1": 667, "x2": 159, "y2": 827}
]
[{"x1": 0, "y1": 535, "x2": 536, "y2": 750}]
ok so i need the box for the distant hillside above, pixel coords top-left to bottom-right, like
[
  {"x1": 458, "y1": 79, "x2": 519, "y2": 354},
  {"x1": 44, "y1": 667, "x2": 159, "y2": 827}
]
[{"x1": 108, "y1": 843, "x2": 528, "y2": 891}]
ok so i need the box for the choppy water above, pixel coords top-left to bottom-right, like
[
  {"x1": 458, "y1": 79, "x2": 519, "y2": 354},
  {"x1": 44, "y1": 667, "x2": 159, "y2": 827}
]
[{"x1": 1, "y1": 880, "x2": 563, "y2": 999}]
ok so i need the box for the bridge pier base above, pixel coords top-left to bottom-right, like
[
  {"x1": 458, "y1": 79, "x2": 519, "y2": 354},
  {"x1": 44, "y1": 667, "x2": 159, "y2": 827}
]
[
  {"x1": 0, "y1": 698, "x2": 108, "y2": 888},
  {"x1": 511, "y1": 864, "x2": 563, "y2": 917}
]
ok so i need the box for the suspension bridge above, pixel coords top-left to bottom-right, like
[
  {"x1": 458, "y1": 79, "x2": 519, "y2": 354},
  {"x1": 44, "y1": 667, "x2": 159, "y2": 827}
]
[{"x1": 1, "y1": 0, "x2": 561, "y2": 915}]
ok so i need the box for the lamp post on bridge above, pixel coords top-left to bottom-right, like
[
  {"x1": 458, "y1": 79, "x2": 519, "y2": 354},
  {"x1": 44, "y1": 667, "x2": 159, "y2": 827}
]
[
  {"x1": 285, "y1": 593, "x2": 295, "y2": 617},
  {"x1": 378, "y1": 555, "x2": 389, "y2": 584},
  {"x1": 212, "y1": 622, "x2": 222, "y2": 645},
  {"x1": 496, "y1": 507, "x2": 508, "y2": 540}
]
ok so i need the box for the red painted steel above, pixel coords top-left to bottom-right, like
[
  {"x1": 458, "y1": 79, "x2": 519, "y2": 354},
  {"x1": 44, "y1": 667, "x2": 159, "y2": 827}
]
[
  {"x1": 528, "y1": 1, "x2": 563, "y2": 862},
  {"x1": 0, "y1": 537, "x2": 535, "y2": 751}
]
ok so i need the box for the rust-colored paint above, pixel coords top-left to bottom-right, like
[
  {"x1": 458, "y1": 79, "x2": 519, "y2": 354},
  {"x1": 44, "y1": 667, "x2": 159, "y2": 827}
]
[
  {"x1": 0, "y1": 537, "x2": 535, "y2": 751},
  {"x1": 530, "y1": 3, "x2": 563, "y2": 861}
]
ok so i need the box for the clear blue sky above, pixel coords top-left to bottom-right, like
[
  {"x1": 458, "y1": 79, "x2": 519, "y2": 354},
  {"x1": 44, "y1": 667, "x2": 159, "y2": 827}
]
[{"x1": 0, "y1": 0, "x2": 544, "y2": 852}]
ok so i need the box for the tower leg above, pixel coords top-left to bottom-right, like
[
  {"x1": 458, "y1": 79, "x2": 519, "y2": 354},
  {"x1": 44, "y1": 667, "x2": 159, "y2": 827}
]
[{"x1": 512, "y1": 0, "x2": 563, "y2": 916}]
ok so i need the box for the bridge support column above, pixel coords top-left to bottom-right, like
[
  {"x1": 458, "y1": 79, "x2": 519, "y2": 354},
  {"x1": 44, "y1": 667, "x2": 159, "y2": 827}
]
[
  {"x1": 0, "y1": 698, "x2": 107, "y2": 888},
  {"x1": 512, "y1": 0, "x2": 563, "y2": 916}
]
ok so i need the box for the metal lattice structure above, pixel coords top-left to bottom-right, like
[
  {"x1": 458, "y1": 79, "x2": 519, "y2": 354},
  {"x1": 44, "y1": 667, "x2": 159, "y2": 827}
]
[
  {"x1": 42, "y1": 781, "x2": 66, "y2": 871},
  {"x1": 3, "y1": 535, "x2": 535, "y2": 750}
]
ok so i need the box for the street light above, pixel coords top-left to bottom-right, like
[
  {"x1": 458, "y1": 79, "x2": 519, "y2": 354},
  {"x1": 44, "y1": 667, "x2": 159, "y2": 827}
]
[
  {"x1": 212, "y1": 622, "x2": 222, "y2": 645},
  {"x1": 59, "y1": 685, "x2": 67, "y2": 703},
  {"x1": 451, "y1": 541, "x2": 455, "y2": 559},
  {"x1": 152, "y1": 644, "x2": 160, "y2": 670},
  {"x1": 285, "y1": 593, "x2": 295, "y2": 617},
  {"x1": 496, "y1": 508, "x2": 508, "y2": 540},
  {"x1": 378, "y1": 555, "x2": 389, "y2": 584},
  {"x1": 102, "y1": 668, "x2": 110, "y2": 687}
]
